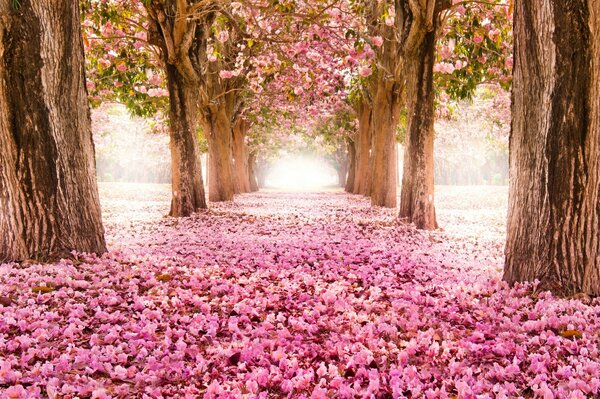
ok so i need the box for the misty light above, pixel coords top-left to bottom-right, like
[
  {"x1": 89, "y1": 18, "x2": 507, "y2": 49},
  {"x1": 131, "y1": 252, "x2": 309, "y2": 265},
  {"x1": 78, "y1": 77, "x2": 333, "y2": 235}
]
[{"x1": 265, "y1": 156, "x2": 337, "y2": 190}]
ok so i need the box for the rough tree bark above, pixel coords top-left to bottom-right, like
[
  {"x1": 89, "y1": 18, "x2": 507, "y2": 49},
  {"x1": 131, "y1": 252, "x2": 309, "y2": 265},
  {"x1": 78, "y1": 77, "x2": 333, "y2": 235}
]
[
  {"x1": 0, "y1": 1, "x2": 106, "y2": 262},
  {"x1": 248, "y1": 152, "x2": 259, "y2": 192},
  {"x1": 353, "y1": 101, "x2": 372, "y2": 195},
  {"x1": 345, "y1": 139, "x2": 357, "y2": 193},
  {"x1": 232, "y1": 118, "x2": 252, "y2": 193},
  {"x1": 504, "y1": 0, "x2": 600, "y2": 296},
  {"x1": 370, "y1": 77, "x2": 400, "y2": 207},
  {"x1": 164, "y1": 64, "x2": 207, "y2": 216},
  {"x1": 145, "y1": 1, "x2": 209, "y2": 216},
  {"x1": 366, "y1": 0, "x2": 450, "y2": 214},
  {"x1": 399, "y1": 26, "x2": 438, "y2": 229},
  {"x1": 203, "y1": 105, "x2": 236, "y2": 202}
]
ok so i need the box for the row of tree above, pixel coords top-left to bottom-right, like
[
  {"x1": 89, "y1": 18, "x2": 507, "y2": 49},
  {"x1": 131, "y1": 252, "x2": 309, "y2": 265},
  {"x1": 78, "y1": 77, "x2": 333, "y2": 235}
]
[{"x1": 0, "y1": 0, "x2": 598, "y2": 296}]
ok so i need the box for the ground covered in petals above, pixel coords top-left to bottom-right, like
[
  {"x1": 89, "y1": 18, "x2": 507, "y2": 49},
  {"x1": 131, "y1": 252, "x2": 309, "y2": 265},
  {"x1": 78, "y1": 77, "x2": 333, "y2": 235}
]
[{"x1": 1, "y1": 184, "x2": 599, "y2": 399}]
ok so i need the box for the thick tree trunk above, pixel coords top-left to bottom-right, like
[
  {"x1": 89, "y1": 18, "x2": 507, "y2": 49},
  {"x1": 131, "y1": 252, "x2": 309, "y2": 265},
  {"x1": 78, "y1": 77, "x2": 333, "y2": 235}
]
[
  {"x1": 248, "y1": 152, "x2": 259, "y2": 192},
  {"x1": 370, "y1": 78, "x2": 399, "y2": 208},
  {"x1": 504, "y1": 0, "x2": 600, "y2": 296},
  {"x1": 399, "y1": 28, "x2": 438, "y2": 230},
  {"x1": 345, "y1": 140, "x2": 357, "y2": 192},
  {"x1": 0, "y1": 1, "x2": 106, "y2": 262},
  {"x1": 164, "y1": 64, "x2": 207, "y2": 216},
  {"x1": 203, "y1": 106, "x2": 236, "y2": 202},
  {"x1": 353, "y1": 102, "x2": 372, "y2": 195},
  {"x1": 232, "y1": 118, "x2": 252, "y2": 193}
]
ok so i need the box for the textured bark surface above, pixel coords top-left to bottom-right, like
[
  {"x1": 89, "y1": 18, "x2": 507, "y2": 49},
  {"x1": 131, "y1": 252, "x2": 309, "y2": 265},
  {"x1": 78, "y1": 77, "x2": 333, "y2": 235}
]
[
  {"x1": 203, "y1": 106, "x2": 236, "y2": 202},
  {"x1": 345, "y1": 140, "x2": 356, "y2": 193},
  {"x1": 366, "y1": 0, "x2": 450, "y2": 208},
  {"x1": 145, "y1": 1, "x2": 211, "y2": 216},
  {"x1": 399, "y1": 28, "x2": 438, "y2": 230},
  {"x1": 504, "y1": 0, "x2": 600, "y2": 296},
  {"x1": 248, "y1": 152, "x2": 259, "y2": 192},
  {"x1": 232, "y1": 118, "x2": 252, "y2": 193},
  {"x1": 0, "y1": 1, "x2": 106, "y2": 262},
  {"x1": 164, "y1": 64, "x2": 207, "y2": 217},
  {"x1": 370, "y1": 78, "x2": 399, "y2": 208},
  {"x1": 353, "y1": 102, "x2": 372, "y2": 196}
]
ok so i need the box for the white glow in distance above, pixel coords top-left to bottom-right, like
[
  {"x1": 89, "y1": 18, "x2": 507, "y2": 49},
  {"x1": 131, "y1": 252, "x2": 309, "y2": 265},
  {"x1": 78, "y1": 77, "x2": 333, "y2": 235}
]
[{"x1": 265, "y1": 156, "x2": 338, "y2": 190}]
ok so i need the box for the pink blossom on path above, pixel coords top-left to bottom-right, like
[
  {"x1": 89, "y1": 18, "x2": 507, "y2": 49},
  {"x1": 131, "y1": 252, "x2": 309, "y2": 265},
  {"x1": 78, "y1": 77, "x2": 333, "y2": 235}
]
[{"x1": 0, "y1": 184, "x2": 599, "y2": 398}]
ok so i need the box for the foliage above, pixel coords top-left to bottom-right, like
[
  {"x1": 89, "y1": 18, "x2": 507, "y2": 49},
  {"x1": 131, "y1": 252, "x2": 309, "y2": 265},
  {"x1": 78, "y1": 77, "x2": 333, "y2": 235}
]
[
  {"x1": 436, "y1": 1, "x2": 513, "y2": 101},
  {"x1": 81, "y1": 0, "x2": 168, "y2": 118}
]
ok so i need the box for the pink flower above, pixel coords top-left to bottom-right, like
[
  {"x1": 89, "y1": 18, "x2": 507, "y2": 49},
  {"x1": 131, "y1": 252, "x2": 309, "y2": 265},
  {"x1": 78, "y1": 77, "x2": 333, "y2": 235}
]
[
  {"x1": 219, "y1": 70, "x2": 234, "y2": 79},
  {"x1": 217, "y1": 31, "x2": 229, "y2": 43},
  {"x1": 358, "y1": 65, "x2": 372, "y2": 77},
  {"x1": 371, "y1": 36, "x2": 384, "y2": 47},
  {"x1": 3, "y1": 385, "x2": 26, "y2": 399}
]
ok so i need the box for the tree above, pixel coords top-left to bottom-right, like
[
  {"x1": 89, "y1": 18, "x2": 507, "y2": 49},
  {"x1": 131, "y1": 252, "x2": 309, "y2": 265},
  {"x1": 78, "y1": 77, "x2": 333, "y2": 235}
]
[
  {"x1": 83, "y1": 0, "x2": 207, "y2": 216},
  {"x1": 0, "y1": 1, "x2": 106, "y2": 262},
  {"x1": 351, "y1": 1, "x2": 450, "y2": 216},
  {"x1": 144, "y1": 1, "x2": 211, "y2": 214},
  {"x1": 504, "y1": 0, "x2": 600, "y2": 296},
  {"x1": 232, "y1": 117, "x2": 253, "y2": 193},
  {"x1": 398, "y1": 2, "x2": 449, "y2": 229}
]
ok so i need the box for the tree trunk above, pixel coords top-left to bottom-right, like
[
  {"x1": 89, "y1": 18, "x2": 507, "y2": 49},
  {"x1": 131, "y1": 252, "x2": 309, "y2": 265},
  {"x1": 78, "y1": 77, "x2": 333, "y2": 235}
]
[
  {"x1": 399, "y1": 28, "x2": 438, "y2": 230},
  {"x1": 256, "y1": 160, "x2": 268, "y2": 189},
  {"x1": 370, "y1": 78, "x2": 399, "y2": 208},
  {"x1": 504, "y1": 0, "x2": 600, "y2": 296},
  {"x1": 353, "y1": 101, "x2": 372, "y2": 195},
  {"x1": 345, "y1": 140, "x2": 357, "y2": 192},
  {"x1": 336, "y1": 163, "x2": 348, "y2": 188},
  {"x1": 248, "y1": 152, "x2": 259, "y2": 192},
  {"x1": 232, "y1": 118, "x2": 252, "y2": 193},
  {"x1": 0, "y1": 1, "x2": 106, "y2": 262},
  {"x1": 164, "y1": 63, "x2": 207, "y2": 217},
  {"x1": 203, "y1": 106, "x2": 236, "y2": 202}
]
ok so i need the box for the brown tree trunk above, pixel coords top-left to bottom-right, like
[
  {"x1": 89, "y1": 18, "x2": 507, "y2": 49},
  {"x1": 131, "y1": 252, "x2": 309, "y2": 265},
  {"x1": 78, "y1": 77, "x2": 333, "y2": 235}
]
[
  {"x1": 504, "y1": 0, "x2": 600, "y2": 296},
  {"x1": 203, "y1": 106, "x2": 236, "y2": 202},
  {"x1": 345, "y1": 140, "x2": 357, "y2": 192},
  {"x1": 370, "y1": 78, "x2": 399, "y2": 208},
  {"x1": 256, "y1": 159, "x2": 268, "y2": 189},
  {"x1": 399, "y1": 28, "x2": 438, "y2": 230},
  {"x1": 336, "y1": 163, "x2": 348, "y2": 188},
  {"x1": 165, "y1": 64, "x2": 207, "y2": 217},
  {"x1": 353, "y1": 101, "x2": 372, "y2": 195},
  {"x1": 0, "y1": 1, "x2": 106, "y2": 262},
  {"x1": 232, "y1": 118, "x2": 252, "y2": 193},
  {"x1": 248, "y1": 152, "x2": 259, "y2": 192}
]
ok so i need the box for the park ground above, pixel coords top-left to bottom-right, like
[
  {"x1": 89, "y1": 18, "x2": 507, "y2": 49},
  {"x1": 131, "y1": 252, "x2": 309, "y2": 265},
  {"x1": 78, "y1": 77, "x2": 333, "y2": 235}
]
[{"x1": 0, "y1": 184, "x2": 599, "y2": 398}]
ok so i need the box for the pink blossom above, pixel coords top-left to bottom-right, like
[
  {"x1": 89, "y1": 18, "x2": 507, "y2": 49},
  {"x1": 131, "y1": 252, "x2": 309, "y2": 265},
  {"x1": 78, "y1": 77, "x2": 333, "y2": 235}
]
[
  {"x1": 217, "y1": 30, "x2": 229, "y2": 43},
  {"x1": 219, "y1": 70, "x2": 234, "y2": 79},
  {"x1": 2, "y1": 385, "x2": 26, "y2": 399},
  {"x1": 358, "y1": 65, "x2": 372, "y2": 77},
  {"x1": 371, "y1": 36, "x2": 384, "y2": 47}
]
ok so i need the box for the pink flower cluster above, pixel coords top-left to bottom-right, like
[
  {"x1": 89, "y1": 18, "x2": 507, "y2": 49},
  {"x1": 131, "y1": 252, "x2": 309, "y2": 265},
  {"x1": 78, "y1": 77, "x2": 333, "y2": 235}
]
[{"x1": 0, "y1": 187, "x2": 599, "y2": 398}]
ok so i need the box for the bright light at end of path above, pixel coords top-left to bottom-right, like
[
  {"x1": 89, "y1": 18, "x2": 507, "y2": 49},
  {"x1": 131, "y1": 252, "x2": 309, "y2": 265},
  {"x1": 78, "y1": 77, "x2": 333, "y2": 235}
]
[{"x1": 265, "y1": 156, "x2": 337, "y2": 190}]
